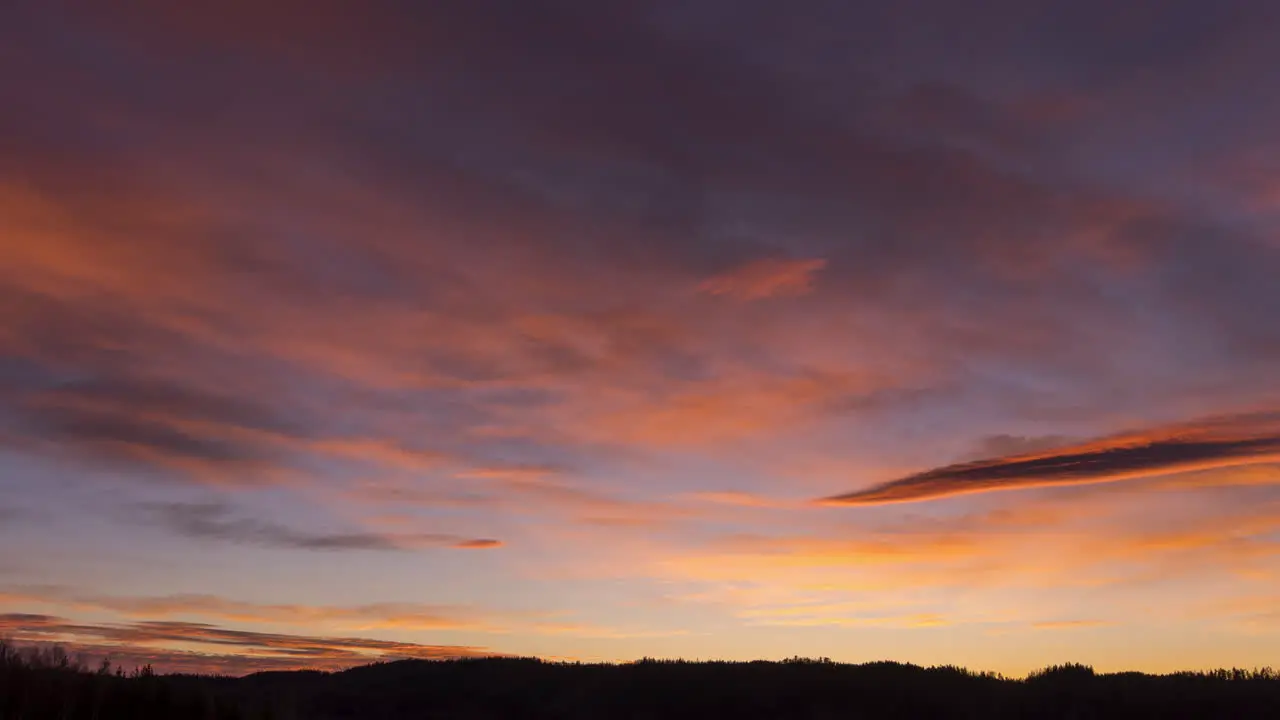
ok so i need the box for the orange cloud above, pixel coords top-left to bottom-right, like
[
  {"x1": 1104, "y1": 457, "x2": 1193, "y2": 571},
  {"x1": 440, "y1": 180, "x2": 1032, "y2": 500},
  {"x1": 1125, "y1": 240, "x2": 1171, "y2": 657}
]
[
  {"x1": 699, "y1": 258, "x2": 828, "y2": 300},
  {"x1": 639, "y1": 481, "x2": 1280, "y2": 631},
  {"x1": 1029, "y1": 620, "x2": 1112, "y2": 630},
  {"x1": 568, "y1": 370, "x2": 890, "y2": 447},
  {"x1": 0, "y1": 612, "x2": 502, "y2": 674},
  {"x1": 683, "y1": 491, "x2": 799, "y2": 509},
  {"x1": 454, "y1": 464, "x2": 564, "y2": 481},
  {"x1": 0, "y1": 589, "x2": 486, "y2": 631},
  {"x1": 0, "y1": 161, "x2": 924, "y2": 486},
  {"x1": 0, "y1": 588, "x2": 682, "y2": 654},
  {"x1": 454, "y1": 538, "x2": 504, "y2": 549}
]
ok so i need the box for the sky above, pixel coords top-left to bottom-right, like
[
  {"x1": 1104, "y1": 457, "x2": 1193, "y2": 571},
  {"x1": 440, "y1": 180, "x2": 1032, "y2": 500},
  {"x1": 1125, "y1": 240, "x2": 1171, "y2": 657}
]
[{"x1": 2, "y1": 0, "x2": 1280, "y2": 677}]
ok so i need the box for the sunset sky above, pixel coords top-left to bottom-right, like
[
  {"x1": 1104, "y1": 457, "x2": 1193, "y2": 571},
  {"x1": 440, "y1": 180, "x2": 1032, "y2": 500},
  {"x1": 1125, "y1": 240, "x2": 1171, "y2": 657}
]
[{"x1": 3, "y1": 1, "x2": 1280, "y2": 676}]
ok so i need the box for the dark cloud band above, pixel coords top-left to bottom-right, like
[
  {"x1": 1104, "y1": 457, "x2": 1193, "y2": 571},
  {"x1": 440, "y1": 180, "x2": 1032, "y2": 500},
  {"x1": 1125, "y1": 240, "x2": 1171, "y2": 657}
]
[
  {"x1": 823, "y1": 413, "x2": 1280, "y2": 505},
  {"x1": 0, "y1": 612, "x2": 498, "y2": 674},
  {"x1": 141, "y1": 502, "x2": 500, "y2": 551}
]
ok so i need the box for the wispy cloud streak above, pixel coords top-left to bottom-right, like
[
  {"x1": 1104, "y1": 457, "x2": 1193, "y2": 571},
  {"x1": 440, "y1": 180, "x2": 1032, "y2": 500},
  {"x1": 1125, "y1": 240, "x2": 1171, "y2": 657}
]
[
  {"x1": 824, "y1": 413, "x2": 1280, "y2": 505},
  {"x1": 699, "y1": 258, "x2": 827, "y2": 301},
  {"x1": 142, "y1": 502, "x2": 501, "y2": 551},
  {"x1": 0, "y1": 612, "x2": 501, "y2": 674}
]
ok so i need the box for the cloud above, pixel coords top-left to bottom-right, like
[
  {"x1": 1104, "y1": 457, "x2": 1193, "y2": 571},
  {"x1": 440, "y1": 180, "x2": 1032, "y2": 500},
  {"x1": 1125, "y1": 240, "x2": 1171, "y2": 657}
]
[
  {"x1": 5, "y1": 0, "x2": 1274, "y2": 482},
  {"x1": 7, "y1": 0, "x2": 1280, "y2": 673},
  {"x1": 698, "y1": 258, "x2": 828, "y2": 301},
  {"x1": 0, "y1": 367, "x2": 453, "y2": 484},
  {"x1": 303, "y1": 438, "x2": 450, "y2": 470},
  {"x1": 453, "y1": 538, "x2": 503, "y2": 549},
  {"x1": 683, "y1": 491, "x2": 798, "y2": 509},
  {"x1": 490, "y1": 475, "x2": 691, "y2": 528},
  {"x1": 0, "y1": 364, "x2": 294, "y2": 484},
  {"x1": 567, "y1": 370, "x2": 900, "y2": 447},
  {"x1": 823, "y1": 412, "x2": 1280, "y2": 505},
  {"x1": 0, "y1": 588, "x2": 488, "y2": 632},
  {"x1": 1030, "y1": 620, "x2": 1112, "y2": 630},
  {"x1": 636, "y1": 484, "x2": 1280, "y2": 634},
  {"x1": 350, "y1": 470, "x2": 692, "y2": 529},
  {"x1": 454, "y1": 464, "x2": 565, "y2": 481},
  {"x1": 0, "y1": 612, "x2": 502, "y2": 674},
  {"x1": 0, "y1": 586, "x2": 682, "y2": 653},
  {"x1": 141, "y1": 501, "x2": 501, "y2": 551}
]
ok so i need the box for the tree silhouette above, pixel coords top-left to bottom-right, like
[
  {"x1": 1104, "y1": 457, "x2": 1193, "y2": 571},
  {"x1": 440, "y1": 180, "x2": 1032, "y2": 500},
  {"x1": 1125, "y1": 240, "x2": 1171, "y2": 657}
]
[{"x1": 1, "y1": 641, "x2": 1278, "y2": 719}]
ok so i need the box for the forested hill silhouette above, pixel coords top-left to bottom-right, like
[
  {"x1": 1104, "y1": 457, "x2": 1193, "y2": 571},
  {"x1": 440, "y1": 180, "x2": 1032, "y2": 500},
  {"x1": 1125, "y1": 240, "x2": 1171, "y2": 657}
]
[{"x1": 4, "y1": 643, "x2": 1280, "y2": 719}]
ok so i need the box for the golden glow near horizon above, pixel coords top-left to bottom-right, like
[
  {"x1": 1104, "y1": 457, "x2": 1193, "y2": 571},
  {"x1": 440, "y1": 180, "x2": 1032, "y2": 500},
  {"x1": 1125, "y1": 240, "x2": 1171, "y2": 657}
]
[{"x1": 1, "y1": 0, "x2": 1279, "y2": 676}]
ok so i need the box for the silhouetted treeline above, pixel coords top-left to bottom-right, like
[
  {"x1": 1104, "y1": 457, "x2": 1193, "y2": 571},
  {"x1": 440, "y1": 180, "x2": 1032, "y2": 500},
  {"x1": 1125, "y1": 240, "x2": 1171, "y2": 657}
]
[
  {"x1": 0, "y1": 641, "x2": 269, "y2": 720},
  {"x1": 241, "y1": 657, "x2": 1280, "y2": 720},
  {"x1": 4, "y1": 643, "x2": 1280, "y2": 719}
]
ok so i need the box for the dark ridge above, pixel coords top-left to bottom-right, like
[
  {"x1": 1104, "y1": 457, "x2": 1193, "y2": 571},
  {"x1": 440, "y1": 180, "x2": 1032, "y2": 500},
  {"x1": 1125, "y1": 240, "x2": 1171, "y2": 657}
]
[{"x1": 3, "y1": 643, "x2": 1279, "y2": 719}]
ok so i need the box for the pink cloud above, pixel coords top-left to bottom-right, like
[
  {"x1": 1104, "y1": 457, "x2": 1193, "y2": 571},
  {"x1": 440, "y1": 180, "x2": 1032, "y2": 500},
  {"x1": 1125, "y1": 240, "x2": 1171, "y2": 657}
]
[{"x1": 699, "y1": 258, "x2": 828, "y2": 301}]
